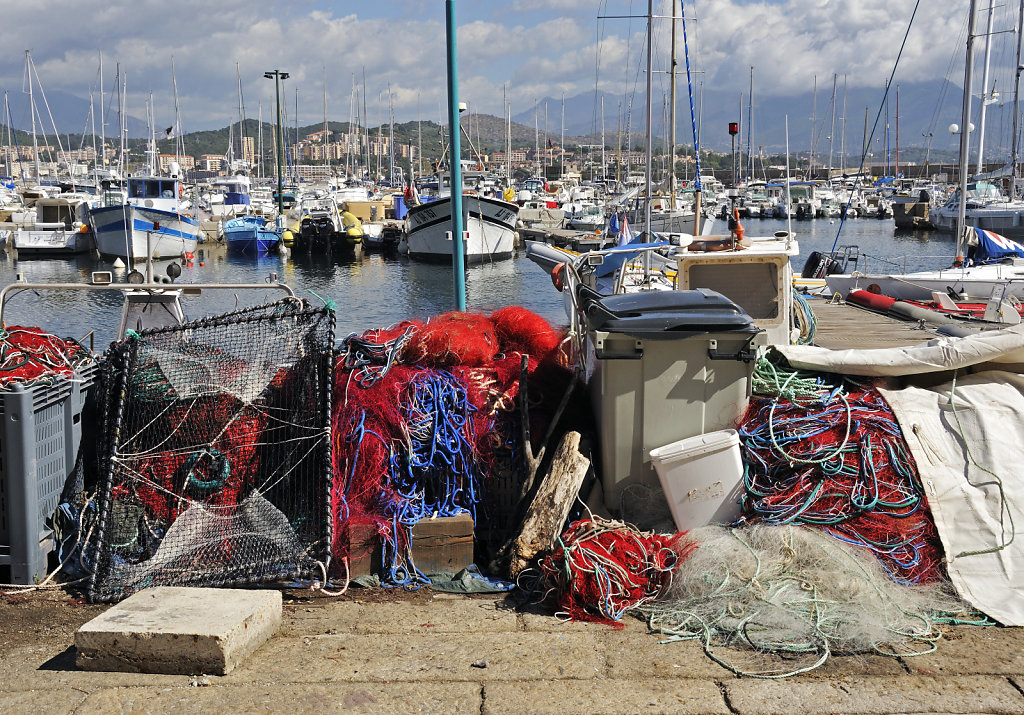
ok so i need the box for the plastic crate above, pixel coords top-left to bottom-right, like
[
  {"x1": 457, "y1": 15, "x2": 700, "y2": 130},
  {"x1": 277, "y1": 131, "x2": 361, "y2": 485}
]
[{"x1": 0, "y1": 362, "x2": 96, "y2": 584}]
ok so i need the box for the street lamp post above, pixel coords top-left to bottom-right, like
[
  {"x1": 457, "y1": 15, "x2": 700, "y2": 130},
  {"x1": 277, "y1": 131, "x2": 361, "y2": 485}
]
[{"x1": 264, "y1": 70, "x2": 289, "y2": 219}]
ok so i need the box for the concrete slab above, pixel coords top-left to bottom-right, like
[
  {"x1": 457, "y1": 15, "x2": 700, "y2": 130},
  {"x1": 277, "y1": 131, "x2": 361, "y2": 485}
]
[
  {"x1": 0, "y1": 689, "x2": 89, "y2": 715},
  {"x1": 229, "y1": 632, "x2": 606, "y2": 683},
  {"x1": 602, "y1": 632, "x2": 734, "y2": 679},
  {"x1": 900, "y1": 626, "x2": 1024, "y2": 676},
  {"x1": 0, "y1": 643, "x2": 190, "y2": 690},
  {"x1": 482, "y1": 679, "x2": 730, "y2": 715},
  {"x1": 725, "y1": 675, "x2": 1024, "y2": 714},
  {"x1": 77, "y1": 682, "x2": 483, "y2": 714},
  {"x1": 282, "y1": 597, "x2": 521, "y2": 636},
  {"x1": 75, "y1": 587, "x2": 282, "y2": 676}
]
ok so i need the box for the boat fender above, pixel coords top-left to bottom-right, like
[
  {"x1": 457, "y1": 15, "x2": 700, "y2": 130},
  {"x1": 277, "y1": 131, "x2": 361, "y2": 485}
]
[{"x1": 551, "y1": 262, "x2": 566, "y2": 292}]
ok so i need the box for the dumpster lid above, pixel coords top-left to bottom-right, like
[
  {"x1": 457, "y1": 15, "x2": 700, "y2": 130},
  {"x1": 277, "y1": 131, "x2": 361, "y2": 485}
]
[{"x1": 584, "y1": 288, "x2": 758, "y2": 336}]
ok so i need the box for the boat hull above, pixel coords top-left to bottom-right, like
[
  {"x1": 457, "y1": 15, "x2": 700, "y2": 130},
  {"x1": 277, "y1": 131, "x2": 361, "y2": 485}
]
[
  {"x1": 826, "y1": 263, "x2": 1024, "y2": 301},
  {"x1": 405, "y1": 195, "x2": 517, "y2": 263},
  {"x1": 12, "y1": 227, "x2": 93, "y2": 255},
  {"x1": 91, "y1": 204, "x2": 199, "y2": 260},
  {"x1": 223, "y1": 217, "x2": 280, "y2": 254}
]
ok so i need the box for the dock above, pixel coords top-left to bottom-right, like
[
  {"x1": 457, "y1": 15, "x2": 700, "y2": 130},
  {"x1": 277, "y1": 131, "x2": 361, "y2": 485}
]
[{"x1": 808, "y1": 298, "x2": 941, "y2": 350}]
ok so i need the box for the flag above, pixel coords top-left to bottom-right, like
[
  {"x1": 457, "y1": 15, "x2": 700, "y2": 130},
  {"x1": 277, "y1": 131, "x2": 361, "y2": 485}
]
[
  {"x1": 607, "y1": 212, "x2": 620, "y2": 237},
  {"x1": 617, "y1": 215, "x2": 633, "y2": 247},
  {"x1": 547, "y1": 138, "x2": 552, "y2": 148},
  {"x1": 163, "y1": 125, "x2": 175, "y2": 139}
]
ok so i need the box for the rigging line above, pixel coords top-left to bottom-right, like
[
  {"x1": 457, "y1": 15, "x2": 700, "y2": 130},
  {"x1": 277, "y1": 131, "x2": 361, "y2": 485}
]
[
  {"x1": 924, "y1": 14, "x2": 968, "y2": 140},
  {"x1": 681, "y1": 0, "x2": 702, "y2": 188},
  {"x1": 592, "y1": 1, "x2": 610, "y2": 138},
  {"x1": 831, "y1": 0, "x2": 921, "y2": 254}
]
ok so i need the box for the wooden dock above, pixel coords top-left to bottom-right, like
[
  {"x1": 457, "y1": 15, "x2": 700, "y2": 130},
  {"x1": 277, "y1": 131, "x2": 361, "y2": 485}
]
[{"x1": 806, "y1": 298, "x2": 941, "y2": 350}]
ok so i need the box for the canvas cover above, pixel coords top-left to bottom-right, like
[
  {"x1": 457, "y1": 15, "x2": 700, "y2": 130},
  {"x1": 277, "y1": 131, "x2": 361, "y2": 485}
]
[{"x1": 774, "y1": 326, "x2": 1024, "y2": 625}]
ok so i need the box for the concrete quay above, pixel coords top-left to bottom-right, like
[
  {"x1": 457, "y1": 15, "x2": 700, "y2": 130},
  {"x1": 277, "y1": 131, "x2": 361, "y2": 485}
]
[{"x1": 0, "y1": 587, "x2": 1022, "y2": 714}]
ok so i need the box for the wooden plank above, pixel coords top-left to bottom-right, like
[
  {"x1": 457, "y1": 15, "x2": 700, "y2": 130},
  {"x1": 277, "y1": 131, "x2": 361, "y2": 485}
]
[
  {"x1": 805, "y1": 298, "x2": 940, "y2": 350},
  {"x1": 410, "y1": 513, "x2": 474, "y2": 575}
]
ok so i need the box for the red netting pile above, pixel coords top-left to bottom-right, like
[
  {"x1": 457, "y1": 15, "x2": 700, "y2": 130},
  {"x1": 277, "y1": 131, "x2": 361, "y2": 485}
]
[
  {"x1": 0, "y1": 326, "x2": 93, "y2": 388},
  {"x1": 537, "y1": 517, "x2": 695, "y2": 627},
  {"x1": 738, "y1": 377, "x2": 945, "y2": 584},
  {"x1": 331, "y1": 307, "x2": 571, "y2": 585}
]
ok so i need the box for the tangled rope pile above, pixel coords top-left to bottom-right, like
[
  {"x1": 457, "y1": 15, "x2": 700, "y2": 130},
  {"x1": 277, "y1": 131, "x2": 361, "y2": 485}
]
[
  {"x1": 739, "y1": 357, "x2": 944, "y2": 584},
  {"x1": 642, "y1": 525, "x2": 973, "y2": 678},
  {"x1": 535, "y1": 517, "x2": 694, "y2": 626},
  {"x1": 0, "y1": 326, "x2": 93, "y2": 389},
  {"x1": 332, "y1": 307, "x2": 570, "y2": 588}
]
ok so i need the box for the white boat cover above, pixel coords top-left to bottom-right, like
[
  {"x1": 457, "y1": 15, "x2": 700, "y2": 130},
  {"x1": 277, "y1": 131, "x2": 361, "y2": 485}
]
[{"x1": 774, "y1": 325, "x2": 1024, "y2": 625}]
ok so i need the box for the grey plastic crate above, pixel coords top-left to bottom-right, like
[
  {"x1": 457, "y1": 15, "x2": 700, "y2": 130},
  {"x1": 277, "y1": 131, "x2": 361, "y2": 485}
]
[{"x1": 0, "y1": 362, "x2": 96, "y2": 584}]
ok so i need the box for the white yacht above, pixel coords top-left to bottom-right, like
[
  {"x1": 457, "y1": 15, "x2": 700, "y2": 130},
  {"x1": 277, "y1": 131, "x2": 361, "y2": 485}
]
[{"x1": 11, "y1": 195, "x2": 94, "y2": 255}]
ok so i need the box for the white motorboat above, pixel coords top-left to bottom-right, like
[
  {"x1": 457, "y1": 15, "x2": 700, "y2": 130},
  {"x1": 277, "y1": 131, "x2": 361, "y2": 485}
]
[
  {"x1": 12, "y1": 195, "x2": 94, "y2": 255},
  {"x1": 90, "y1": 175, "x2": 199, "y2": 261}
]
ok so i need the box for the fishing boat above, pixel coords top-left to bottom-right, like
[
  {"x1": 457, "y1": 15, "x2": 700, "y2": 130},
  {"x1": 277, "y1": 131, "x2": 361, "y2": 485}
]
[
  {"x1": 222, "y1": 214, "x2": 280, "y2": 254},
  {"x1": 404, "y1": 193, "x2": 518, "y2": 263},
  {"x1": 90, "y1": 174, "x2": 199, "y2": 261},
  {"x1": 11, "y1": 195, "x2": 94, "y2": 255}
]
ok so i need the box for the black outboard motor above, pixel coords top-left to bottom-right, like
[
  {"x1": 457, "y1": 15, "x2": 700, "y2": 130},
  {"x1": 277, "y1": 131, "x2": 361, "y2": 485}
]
[{"x1": 801, "y1": 250, "x2": 842, "y2": 279}]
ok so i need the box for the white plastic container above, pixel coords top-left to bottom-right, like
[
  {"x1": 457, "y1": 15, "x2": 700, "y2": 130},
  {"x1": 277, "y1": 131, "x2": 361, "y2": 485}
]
[{"x1": 648, "y1": 429, "x2": 745, "y2": 531}]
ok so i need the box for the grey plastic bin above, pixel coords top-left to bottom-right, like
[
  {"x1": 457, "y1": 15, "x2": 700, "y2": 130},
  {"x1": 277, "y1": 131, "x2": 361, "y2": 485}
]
[
  {"x1": 0, "y1": 363, "x2": 96, "y2": 584},
  {"x1": 584, "y1": 288, "x2": 764, "y2": 510}
]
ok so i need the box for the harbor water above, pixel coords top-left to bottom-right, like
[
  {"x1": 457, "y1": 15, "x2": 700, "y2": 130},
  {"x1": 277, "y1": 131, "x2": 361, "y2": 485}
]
[{"x1": 0, "y1": 217, "x2": 958, "y2": 350}]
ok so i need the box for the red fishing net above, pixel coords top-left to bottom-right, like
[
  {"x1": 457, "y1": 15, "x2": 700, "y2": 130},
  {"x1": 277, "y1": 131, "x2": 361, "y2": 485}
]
[
  {"x1": 0, "y1": 326, "x2": 93, "y2": 388},
  {"x1": 537, "y1": 518, "x2": 696, "y2": 627}
]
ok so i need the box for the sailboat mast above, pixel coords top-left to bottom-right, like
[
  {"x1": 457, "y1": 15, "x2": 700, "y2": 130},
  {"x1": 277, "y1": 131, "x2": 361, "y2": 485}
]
[
  {"x1": 236, "y1": 63, "x2": 246, "y2": 170},
  {"x1": 601, "y1": 95, "x2": 606, "y2": 181},
  {"x1": 25, "y1": 51, "x2": 40, "y2": 182},
  {"x1": 828, "y1": 73, "x2": 837, "y2": 180},
  {"x1": 669, "y1": 6, "x2": 678, "y2": 213},
  {"x1": 809, "y1": 74, "x2": 816, "y2": 179},
  {"x1": 1012, "y1": 0, "x2": 1024, "y2": 195},
  {"x1": 389, "y1": 83, "x2": 395, "y2": 182},
  {"x1": 323, "y1": 66, "x2": 329, "y2": 175},
  {"x1": 956, "y1": 0, "x2": 980, "y2": 263},
  {"x1": 841, "y1": 75, "x2": 847, "y2": 176},
  {"x1": 99, "y1": 52, "x2": 106, "y2": 178},
  {"x1": 895, "y1": 84, "x2": 900, "y2": 178},
  {"x1": 976, "y1": 0, "x2": 995, "y2": 175},
  {"x1": 644, "y1": 0, "x2": 653, "y2": 233},
  {"x1": 745, "y1": 66, "x2": 753, "y2": 183}
]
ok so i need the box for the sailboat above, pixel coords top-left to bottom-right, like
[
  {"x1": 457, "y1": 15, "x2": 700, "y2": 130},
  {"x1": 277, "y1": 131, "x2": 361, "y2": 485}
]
[{"x1": 825, "y1": 0, "x2": 1024, "y2": 301}]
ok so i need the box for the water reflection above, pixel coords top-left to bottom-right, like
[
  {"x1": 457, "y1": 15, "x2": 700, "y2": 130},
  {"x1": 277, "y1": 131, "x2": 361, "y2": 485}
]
[{"x1": 2, "y1": 216, "x2": 939, "y2": 343}]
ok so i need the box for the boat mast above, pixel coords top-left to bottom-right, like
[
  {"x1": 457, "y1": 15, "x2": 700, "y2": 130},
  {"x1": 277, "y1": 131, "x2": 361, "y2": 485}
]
[
  {"x1": 976, "y1": 0, "x2": 996, "y2": 175},
  {"x1": 389, "y1": 83, "x2": 395, "y2": 183},
  {"x1": 841, "y1": 74, "x2": 847, "y2": 176},
  {"x1": 956, "y1": 0, "x2": 979, "y2": 264},
  {"x1": 601, "y1": 94, "x2": 606, "y2": 181},
  {"x1": 809, "y1": 74, "x2": 816, "y2": 179},
  {"x1": 99, "y1": 52, "x2": 106, "y2": 179},
  {"x1": 25, "y1": 51, "x2": 41, "y2": 183},
  {"x1": 1012, "y1": 0, "x2": 1024, "y2": 197},
  {"x1": 560, "y1": 93, "x2": 564, "y2": 180},
  {"x1": 644, "y1": 0, "x2": 653, "y2": 233},
  {"x1": 745, "y1": 66, "x2": 753, "y2": 184},
  {"x1": 895, "y1": 84, "x2": 900, "y2": 179},
  {"x1": 362, "y1": 68, "x2": 370, "y2": 179},
  {"x1": 323, "y1": 66, "x2": 329, "y2": 176},
  {"x1": 828, "y1": 73, "x2": 837, "y2": 181},
  {"x1": 669, "y1": 6, "x2": 678, "y2": 218},
  {"x1": 236, "y1": 63, "x2": 246, "y2": 171}
]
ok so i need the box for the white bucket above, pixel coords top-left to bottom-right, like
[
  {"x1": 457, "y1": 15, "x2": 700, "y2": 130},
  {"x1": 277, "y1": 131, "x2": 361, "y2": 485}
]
[{"x1": 648, "y1": 429, "x2": 745, "y2": 531}]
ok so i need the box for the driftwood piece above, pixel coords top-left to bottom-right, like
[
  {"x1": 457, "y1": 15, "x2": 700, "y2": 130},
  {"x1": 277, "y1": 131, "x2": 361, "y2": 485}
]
[{"x1": 506, "y1": 430, "x2": 591, "y2": 577}]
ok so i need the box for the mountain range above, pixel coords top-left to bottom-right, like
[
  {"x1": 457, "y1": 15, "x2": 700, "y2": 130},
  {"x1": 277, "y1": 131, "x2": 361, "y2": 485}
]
[{"x1": 0, "y1": 79, "x2": 994, "y2": 162}]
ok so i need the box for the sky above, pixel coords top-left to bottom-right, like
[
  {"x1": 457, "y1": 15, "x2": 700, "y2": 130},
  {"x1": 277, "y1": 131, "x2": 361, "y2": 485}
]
[{"x1": 0, "y1": 0, "x2": 983, "y2": 133}]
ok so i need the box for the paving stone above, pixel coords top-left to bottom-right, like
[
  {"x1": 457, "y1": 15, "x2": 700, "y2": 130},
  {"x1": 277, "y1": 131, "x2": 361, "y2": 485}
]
[
  {"x1": 520, "y1": 609, "x2": 648, "y2": 634},
  {"x1": 901, "y1": 626, "x2": 1024, "y2": 676},
  {"x1": 77, "y1": 682, "x2": 482, "y2": 714},
  {"x1": 601, "y1": 632, "x2": 733, "y2": 679},
  {"x1": 228, "y1": 632, "x2": 606, "y2": 683},
  {"x1": 282, "y1": 597, "x2": 520, "y2": 636},
  {"x1": 0, "y1": 643, "x2": 190, "y2": 690},
  {"x1": 726, "y1": 675, "x2": 1024, "y2": 714},
  {"x1": 0, "y1": 689, "x2": 89, "y2": 715},
  {"x1": 76, "y1": 587, "x2": 282, "y2": 675},
  {"x1": 482, "y1": 679, "x2": 730, "y2": 715}
]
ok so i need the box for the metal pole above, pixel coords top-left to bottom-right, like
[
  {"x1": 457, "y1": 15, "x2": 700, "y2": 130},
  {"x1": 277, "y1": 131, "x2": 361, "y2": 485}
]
[
  {"x1": 265, "y1": 70, "x2": 289, "y2": 219},
  {"x1": 446, "y1": 0, "x2": 466, "y2": 311},
  {"x1": 644, "y1": 0, "x2": 653, "y2": 235},
  {"x1": 956, "y1": 0, "x2": 979, "y2": 264}
]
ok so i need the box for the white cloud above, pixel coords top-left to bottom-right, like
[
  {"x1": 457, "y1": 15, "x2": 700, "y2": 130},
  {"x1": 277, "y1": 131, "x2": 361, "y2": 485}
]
[{"x1": 0, "y1": 0, "x2": 979, "y2": 130}]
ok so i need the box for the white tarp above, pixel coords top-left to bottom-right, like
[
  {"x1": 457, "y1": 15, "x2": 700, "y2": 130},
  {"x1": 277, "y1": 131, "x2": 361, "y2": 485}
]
[{"x1": 772, "y1": 328, "x2": 1024, "y2": 625}]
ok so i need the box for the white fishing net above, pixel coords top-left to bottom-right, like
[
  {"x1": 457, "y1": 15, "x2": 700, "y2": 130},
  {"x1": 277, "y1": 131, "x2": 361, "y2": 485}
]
[{"x1": 641, "y1": 524, "x2": 973, "y2": 677}]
